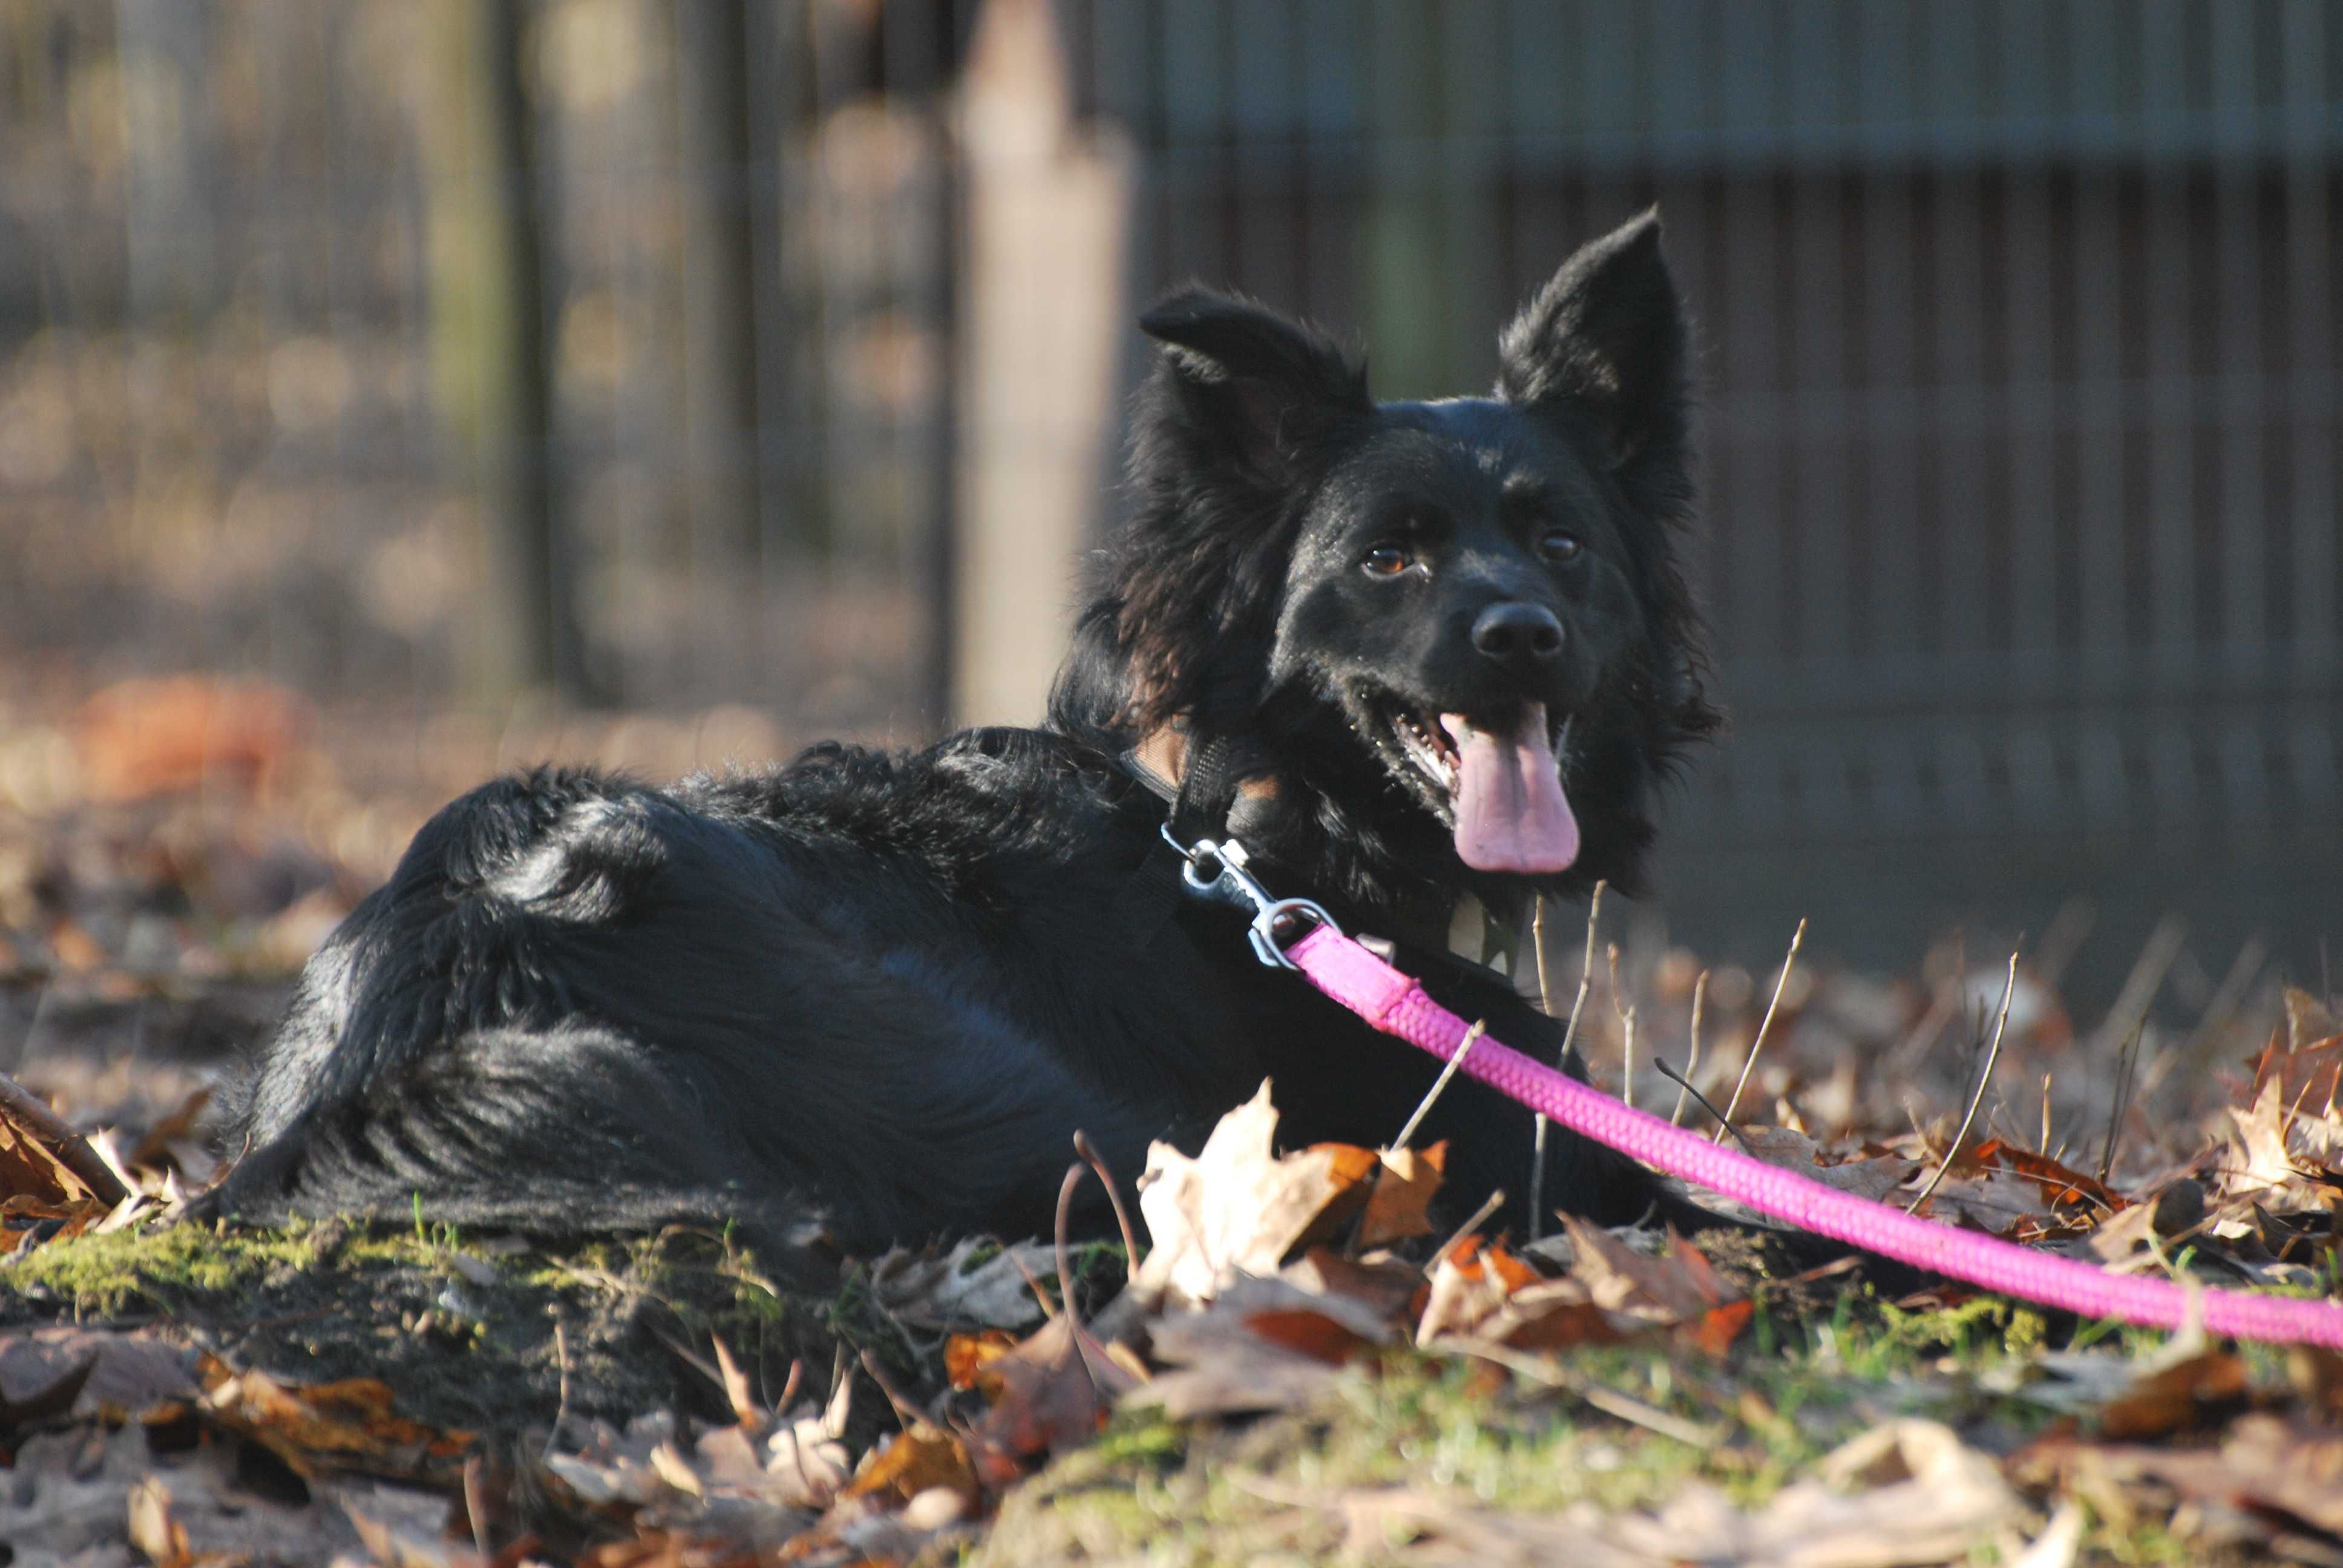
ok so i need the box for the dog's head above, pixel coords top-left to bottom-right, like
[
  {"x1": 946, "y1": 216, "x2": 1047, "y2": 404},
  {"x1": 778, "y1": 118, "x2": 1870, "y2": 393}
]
[{"x1": 1055, "y1": 211, "x2": 1717, "y2": 910}]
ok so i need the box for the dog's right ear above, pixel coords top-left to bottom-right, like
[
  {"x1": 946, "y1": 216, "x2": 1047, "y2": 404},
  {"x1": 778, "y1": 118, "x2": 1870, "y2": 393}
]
[{"x1": 1138, "y1": 290, "x2": 1369, "y2": 482}]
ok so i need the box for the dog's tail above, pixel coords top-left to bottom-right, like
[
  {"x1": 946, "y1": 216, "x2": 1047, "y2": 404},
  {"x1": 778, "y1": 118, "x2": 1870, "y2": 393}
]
[
  {"x1": 199, "y1": 768, "x2": 830, "y2": 1272},
  {"x1": 200, "y1": 1019, "x2": 828, "y2": 1271}
]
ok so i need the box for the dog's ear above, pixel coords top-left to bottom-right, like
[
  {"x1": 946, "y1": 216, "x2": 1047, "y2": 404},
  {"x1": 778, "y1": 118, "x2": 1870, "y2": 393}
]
[
  {"x1": 1138, "y1": 289, "x2": 1369, "y2": 480},
  {"x1": 1496, "y1": 209, "x2": 1686, "y2": 473}
]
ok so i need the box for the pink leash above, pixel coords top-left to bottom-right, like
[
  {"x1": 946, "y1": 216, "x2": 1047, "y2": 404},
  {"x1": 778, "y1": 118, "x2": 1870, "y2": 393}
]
[{"x1": 1284, "y1": 921, "x2": 2343, "y2": 1349}]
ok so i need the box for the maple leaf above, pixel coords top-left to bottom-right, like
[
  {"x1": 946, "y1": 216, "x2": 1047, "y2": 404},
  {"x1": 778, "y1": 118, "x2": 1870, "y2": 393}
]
[
  {"x1": 2214, "y1": 1078, "x2": 2330, "y2": 1215},
  {"x1": 1129, "y1": 1081, "x2": 1378, "y2": 1310}
]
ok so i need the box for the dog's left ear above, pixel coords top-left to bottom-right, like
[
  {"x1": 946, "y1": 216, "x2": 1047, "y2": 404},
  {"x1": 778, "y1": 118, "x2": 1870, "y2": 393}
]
[{"x1": 1496, "y1": 209, "x2": 1686, "y2": 472}]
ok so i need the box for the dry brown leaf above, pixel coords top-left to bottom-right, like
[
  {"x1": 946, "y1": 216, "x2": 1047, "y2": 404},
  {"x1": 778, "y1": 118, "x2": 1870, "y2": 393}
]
[
  {"x1": 199, "y1": 1359, "x2": 473, "y2": 1483},
  {"x1": 1280, "y1": 1246, "x2": 1424, "y2": 1322},
  {"x1": 2028, "y1": 1414, "x2": 2343, "y2": 1543},
  {"x1": 1557, "y1": 1216, "x2": 1725, "y2": 1322},
  {"x1": 1357, "y1": 1140, "x2": 1446, "y2": 1247},
  {"x1": 842, "y1": 1422, "x2": 981, "y2": 1510},
  {"x1": 126, "y1": 1474, "x2": 191, "y2": 1568},
  {"x1": 1689, "y1": 1298, "x2": 1757, "y2": 1357},
  {"x1": 868, "y1": 1236, "x2": 1055, "y2": 1330},
  {"x1": 1415, "y1": 1235, "x2": 1541, "y2": 1344},
  {"x1": 971, "y1": 1313, "x2": 1138, "y2": 1466},
  {"x1": 1738, "y1": 1126, "x2": 1922, "y2": 1201},
  {"x1": 945, "y1": 1328, "x2": 1017, "y2": 1391},
  {"x1": 1126, "y1": 1307, "x2": 1348, "y2": 1419},
  {"x1": 1129, "y1": 1081, "x2": 1377, "y2": 1310},
  {"x1": 1, "y1": 1326, "x2": 198, "y2": 1429},
  {"x1": 0, "y1": 1100, "x2": 101, "y2": 1206},
  {"x1": 2094, "y1": 1350, "x2": 2251, "y2": 1440},
  {"x1": 2215, "y1": 1078, "x2": 2328, "y2": 1215},
  {"x1": 1973, "y1": 1139, "x2": 2123, "y2": 1212}
]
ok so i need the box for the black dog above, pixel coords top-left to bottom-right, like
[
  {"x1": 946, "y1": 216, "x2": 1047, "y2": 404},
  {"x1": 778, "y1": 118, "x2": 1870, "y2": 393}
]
[{"x1": 212, "y1": 212, "x2": 1717, "y2": 1265}]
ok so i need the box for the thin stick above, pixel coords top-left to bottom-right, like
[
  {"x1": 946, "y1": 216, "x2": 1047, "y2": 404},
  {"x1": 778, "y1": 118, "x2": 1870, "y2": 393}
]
[
  {"x1": 1529, "y1": 883, "x2": 1604, "y2": 1242},
  {"x1": 1394, "y1": 1021, "x2": 1486, "y2": 1151},
  {"x1": 1907, "y1": 950, "x2": 2019, "y2": 1215},
  {"x1": 1432, "y1": 1189, "x2": 1504, "y2": 1264},
  {"x1": 542, "y1": 1320, "x2": 572, "y2": 1463},
  {"x1": 856, "y1": 1347, "x2": 924, "y2": 1432},
  {"x1": 463, "y1": 1455, "x2": 493, "y2": 1555},
  {"x1": 1607, "y1": 944, "x2": 1636, "y2": 1112},
  {"x1": 1532, "y1": 897, "x2": 1556, "y2": 1012},
  {"x1": 1652, "y1": 1058, "x2": 1754, "y2": 1152},
  {"x1": 2039, "y1": 1070, "x2": 2054, "y2": 1156},
  {"x1": 1671, "y1": 970, "x2": 1708, "y2": 1126},
  {"x1": 1071, "y1": 1130, "x2": 1141, "y2": 1264},
  {"x1": 1716, "y1": 918, "x2": 1806, "y2": 1140},
  {"x1": 0, "y1": 1070, "x2": 132, "y2": 1207},
  {"x1": 1054, "y1": 1161, "x2": 1123, "y2": 1391},
  {"x1": 2096, "y1": 1018, "x2": 2147, "y2": 1187}
]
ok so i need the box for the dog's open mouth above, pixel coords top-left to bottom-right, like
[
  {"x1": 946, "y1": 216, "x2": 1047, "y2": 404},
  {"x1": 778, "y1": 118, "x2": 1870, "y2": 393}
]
[{"x1": 1369, "y1": 697, "x2": 1581, "y2": 875}]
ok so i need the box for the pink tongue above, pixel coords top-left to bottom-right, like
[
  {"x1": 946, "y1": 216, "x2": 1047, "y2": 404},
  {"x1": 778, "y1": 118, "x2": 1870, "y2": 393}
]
[{"x1": 1440, "y1": 707, "x2": 1580, "y2": 874}]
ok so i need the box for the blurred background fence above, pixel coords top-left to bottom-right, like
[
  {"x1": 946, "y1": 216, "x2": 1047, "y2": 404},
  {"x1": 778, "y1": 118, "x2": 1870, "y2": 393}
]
[{"x1": 2, "y1": 0, "x2": 2338, "y2": 1006}]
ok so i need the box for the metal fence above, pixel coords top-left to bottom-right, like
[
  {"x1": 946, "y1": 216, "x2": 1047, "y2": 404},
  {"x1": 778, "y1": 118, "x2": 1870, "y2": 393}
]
[{"x1": 1, "y1": 0, "x2": 2338, "y2": 998}]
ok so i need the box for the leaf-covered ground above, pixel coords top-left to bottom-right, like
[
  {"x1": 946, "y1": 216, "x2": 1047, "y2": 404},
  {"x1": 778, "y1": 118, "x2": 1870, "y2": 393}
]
[{"x1": 2, "y1": 676, "x2": 2341, "y2": 1566}]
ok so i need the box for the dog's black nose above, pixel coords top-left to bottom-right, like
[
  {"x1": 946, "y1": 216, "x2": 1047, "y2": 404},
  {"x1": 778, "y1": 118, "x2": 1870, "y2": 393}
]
[{"x1": 1470, "y1": 602, "x2": 1564, "y2": 668}]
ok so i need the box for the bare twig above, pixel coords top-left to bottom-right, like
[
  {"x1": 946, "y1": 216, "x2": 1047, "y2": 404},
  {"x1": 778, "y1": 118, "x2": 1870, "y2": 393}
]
[
  {"x1": 1652, "y1": 1057, "x2": 1752, "y2": 1152},
  {"x1": 0, "y1": 1070, "x2": 132, "y2": 1207},
  {"x1": 1005, "y1": 1250, "x2": 1062, "y2": 1322},
  {"x1": 1716, "y1": 918, "x2": 1806, "y2": 1140},
  {"x1": 1393, "y1": 1021, "x2": 1486, "y2": 1152},
  {"x1": 462, "y1": 1455, "x2": 493, "y2": 1555},
  {"x1": 2097, "y1": 1018, "x2": 2148, "y2": 1187},
  {"x1": 1432, "y1": 1189, "x2": 1505, "y2": 1264},
  {"x1": 856, "y1": 1346, "x2": 925, "y2": 1431},
  {"x1": 542, "y1": 1319, "x2": 572, "y2": 1463},
  {"x1": 1607, "y1": 944, "x2": 1637, "y2": 1111},
  {"x1": 1072, "y1": 1129, "x2": 1142, "y2": 1264},
  {"x1": 1530, "y1": 883, "x2": 1604, "y2": 1242},
  {"x1": 1052, "y1": 1160, "x2": 1128, "y2": 1392},
  {"x1": 1907, "y1": 950, "x2": 2019, "y2": 1215},
  {"x1": 1671, "y1": 970, "x2": 1708, "y2": 1126}
]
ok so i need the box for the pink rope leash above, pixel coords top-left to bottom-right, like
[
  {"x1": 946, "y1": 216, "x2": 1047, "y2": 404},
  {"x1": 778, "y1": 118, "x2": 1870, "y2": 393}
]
[{"x1": 1288, "y1": 924, "x2": 2343, "y2": 1350}]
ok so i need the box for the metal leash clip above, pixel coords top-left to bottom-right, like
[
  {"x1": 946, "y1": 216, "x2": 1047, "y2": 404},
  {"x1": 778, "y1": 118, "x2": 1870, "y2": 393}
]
[{"x1": 1159, "y1": 825, "x2": 1339, "y2": 970}]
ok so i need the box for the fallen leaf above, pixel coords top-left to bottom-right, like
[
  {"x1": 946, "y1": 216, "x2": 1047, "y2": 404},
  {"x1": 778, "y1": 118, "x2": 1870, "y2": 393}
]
[
  {"x1": 2095, "y1": 1350, "x2": 2251, "y2": 1440},
  {"x1": 1740, "y1": 1126, "x2": 1921, "y2": 1201},
  {"x1": 1357, "y1": 1140, "x2": 1446, "y2": 1247},
  {"x1": 972, "y1": 1313, "x2": 1138, "y2": 1465},
  {"x1": 945, "y1": 1329, "x2": 1017, "y2": 1391},
  {"x1": 1973, "y1": 1139, "x2": 2123, "y2": 1211},
  {"x1": 1127, "y1": 1307, "x2": 1347, "y2": 1418},
  {"x1": 842, "y1": 1422, "x2": 980, "y2": 1509},
  {"x1": 1129, "y1": 1082, "x2": 1378, "y2": 1310},
  {"x1": 868, "y1": 1236, "x2": 1057, "y2": 1330},
  {"x1": 126, "y1": 1475, "x2": 191, "y2": 1568},
  {"x1": 200, "y1": 1361, "x2": 473, "y2": 1483}
]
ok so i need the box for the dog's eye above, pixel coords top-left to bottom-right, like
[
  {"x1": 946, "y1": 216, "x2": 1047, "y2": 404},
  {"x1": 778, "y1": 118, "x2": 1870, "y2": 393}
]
[
  {"x1": 1362, "y1": 544, "x2": 1411, "y2": 577},
  {"x1": 1537, "y1": 531, "x2": 1583, "y2": 564}
]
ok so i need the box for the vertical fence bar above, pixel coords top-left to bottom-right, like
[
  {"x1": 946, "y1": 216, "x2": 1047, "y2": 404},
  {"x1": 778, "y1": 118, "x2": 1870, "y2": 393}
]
[
  {"x1": 2139, "y1": 0, "x2": 2195, "y2": 693},
  {"x1": 1999, "y1": 2, "x2": 2058, "y2": 678},
  {"x1": 2281, "y1": 0, "x2": 2336, "y2": 687},
  {"x1": 2210, "y1": 2, "x2": 2266, "y2": 692}
]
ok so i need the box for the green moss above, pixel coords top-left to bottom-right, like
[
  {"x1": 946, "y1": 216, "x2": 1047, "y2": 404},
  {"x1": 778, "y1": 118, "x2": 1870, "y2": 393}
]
[{"x1": 3, "y1": 1220, "x2": 327, "y2": 1315}]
